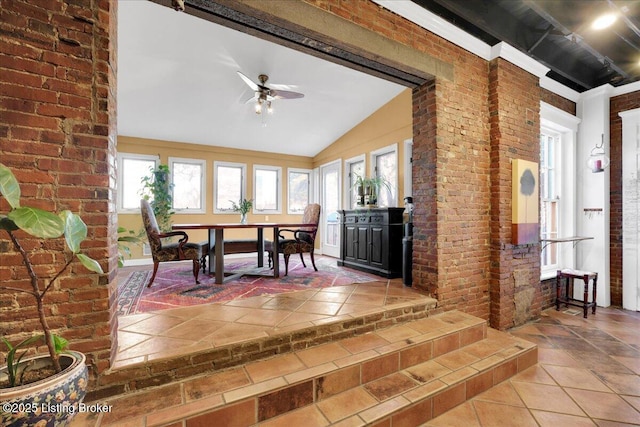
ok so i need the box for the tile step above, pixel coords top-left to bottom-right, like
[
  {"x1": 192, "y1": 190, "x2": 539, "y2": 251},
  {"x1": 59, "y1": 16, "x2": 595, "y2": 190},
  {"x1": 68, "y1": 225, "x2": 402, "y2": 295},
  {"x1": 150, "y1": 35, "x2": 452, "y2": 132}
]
[{"x1": 130, "y1": 311, "x2": 537, "y2": 426}]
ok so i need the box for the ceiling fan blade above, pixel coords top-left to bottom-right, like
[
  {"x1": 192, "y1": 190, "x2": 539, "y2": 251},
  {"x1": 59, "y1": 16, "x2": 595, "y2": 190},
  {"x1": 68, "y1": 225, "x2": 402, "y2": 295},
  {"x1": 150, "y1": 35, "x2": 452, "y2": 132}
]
[
  {"x1": 237, "y1": 71, "x2": 259, "y2": 91},
  {"x1": 270, "y1": 89, "x2": 304, "y2": 99}
]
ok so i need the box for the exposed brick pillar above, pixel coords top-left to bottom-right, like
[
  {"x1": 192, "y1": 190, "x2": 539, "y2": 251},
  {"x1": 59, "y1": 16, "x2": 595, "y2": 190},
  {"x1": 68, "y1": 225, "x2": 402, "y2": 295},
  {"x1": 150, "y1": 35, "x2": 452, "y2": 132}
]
[
  {"x1": 0, "y1": 0, "x2": 118, "y2": 383},
  {"x1": 488, "y1": 58, "x2": 541, "y2": 329},
  {"x1": 411, "y1": 73, "x2": 491, "y2": 321},
  {"x1": 609, "y1": 91, "x2": 640, "y2": 306}
]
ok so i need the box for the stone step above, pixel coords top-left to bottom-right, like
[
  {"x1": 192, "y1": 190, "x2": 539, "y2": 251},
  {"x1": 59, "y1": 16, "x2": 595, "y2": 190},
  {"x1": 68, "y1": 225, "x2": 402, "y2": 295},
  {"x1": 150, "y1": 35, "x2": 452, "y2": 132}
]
[{"x1": 112, "y1": 311, "x2": 536, "y2": 426}]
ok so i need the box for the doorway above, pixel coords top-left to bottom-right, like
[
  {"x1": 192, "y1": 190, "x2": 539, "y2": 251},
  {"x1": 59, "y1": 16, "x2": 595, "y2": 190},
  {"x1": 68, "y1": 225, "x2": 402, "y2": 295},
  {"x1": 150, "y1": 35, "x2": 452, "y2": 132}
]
[{"x1": 320, "y1": 160, "x2": 341, "y2": 258}]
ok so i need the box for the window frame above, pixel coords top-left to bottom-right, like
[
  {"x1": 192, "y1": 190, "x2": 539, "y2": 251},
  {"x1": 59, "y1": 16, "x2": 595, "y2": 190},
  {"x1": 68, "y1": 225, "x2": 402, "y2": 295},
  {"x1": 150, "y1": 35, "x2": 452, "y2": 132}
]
[
  {"x1": 168, "y1": 156, "x2": 206, "y2": 214},
  {"x1": 370, "y1": 143, "x2": 398, "y2": 207},
  {"x1": 213, "y1": 161, "x2": 247, "y2": 214},
  {"x1": 287, "y1": 167, "x2": 312, "y2": 215},
  {"x1": 253, "y1": 164, "x2": 282, "y2": 214},
  {"x1": 539, "y1": 102, "x2": 580, "y2": 280},
  {"x1": 117, "y1": 152, "x2": 159, "y2": 213},
  {"x1": 540, "y1": 131, "x2": 561, "y2": 272},
  {"x1": 344, "y1": 155, "x2": 365, "y2": 209}
]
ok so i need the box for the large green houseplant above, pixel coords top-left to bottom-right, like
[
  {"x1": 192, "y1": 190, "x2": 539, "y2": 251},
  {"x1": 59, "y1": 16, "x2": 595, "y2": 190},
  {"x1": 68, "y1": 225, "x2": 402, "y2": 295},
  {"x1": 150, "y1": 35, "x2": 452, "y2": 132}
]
[
  {"x1": 140, "y1": 164, "x2": 174, "y2": 232},
  {"x1": 0, "y1": 163, "x2": 103, "y2": 425}
]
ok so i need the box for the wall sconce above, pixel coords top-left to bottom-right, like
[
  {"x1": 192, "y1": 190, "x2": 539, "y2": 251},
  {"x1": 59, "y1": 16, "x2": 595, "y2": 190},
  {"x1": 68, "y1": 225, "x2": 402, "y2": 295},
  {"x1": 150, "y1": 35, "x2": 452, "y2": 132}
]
[{"x1": 587, "y1": 134, "x2": 610, "y2": 173}]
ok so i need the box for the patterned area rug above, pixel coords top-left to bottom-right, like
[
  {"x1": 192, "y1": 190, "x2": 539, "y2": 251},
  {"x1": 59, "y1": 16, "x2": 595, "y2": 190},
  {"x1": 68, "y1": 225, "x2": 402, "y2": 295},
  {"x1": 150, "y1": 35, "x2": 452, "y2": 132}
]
[{"x1": 116, "y1": 256, "x2": 382, "y2": 315}]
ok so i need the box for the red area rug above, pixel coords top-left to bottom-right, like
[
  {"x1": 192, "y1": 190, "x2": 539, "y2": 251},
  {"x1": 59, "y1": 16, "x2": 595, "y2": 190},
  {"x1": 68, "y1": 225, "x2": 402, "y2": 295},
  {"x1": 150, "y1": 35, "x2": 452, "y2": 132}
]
[{"x1": 116, "y1": 256, "x2": 381, "y2": 315}]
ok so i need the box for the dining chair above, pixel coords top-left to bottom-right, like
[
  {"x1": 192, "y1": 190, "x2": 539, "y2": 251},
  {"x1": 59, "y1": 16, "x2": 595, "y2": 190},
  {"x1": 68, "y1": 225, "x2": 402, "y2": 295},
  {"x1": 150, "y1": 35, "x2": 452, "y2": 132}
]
[
  {"x1": 140, "y1": 199, "x2": 207, "y2": 287},
  {"x1": 266, "y1": 203, "x2": 321, "y2": 276}
]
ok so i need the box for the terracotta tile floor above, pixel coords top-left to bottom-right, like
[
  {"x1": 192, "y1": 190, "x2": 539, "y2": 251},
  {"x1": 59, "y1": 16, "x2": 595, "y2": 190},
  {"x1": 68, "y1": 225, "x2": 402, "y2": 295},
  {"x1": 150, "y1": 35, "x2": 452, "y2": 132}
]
[
  {"x1": 100, "y1": 263, "x2": 640, "y2": 426},
  {"x1": 424, "y1": 306, "x2": 640, "y2": 427},
  {"x1": 113, "y1": 261, "x2": 429, "y2": 369}
]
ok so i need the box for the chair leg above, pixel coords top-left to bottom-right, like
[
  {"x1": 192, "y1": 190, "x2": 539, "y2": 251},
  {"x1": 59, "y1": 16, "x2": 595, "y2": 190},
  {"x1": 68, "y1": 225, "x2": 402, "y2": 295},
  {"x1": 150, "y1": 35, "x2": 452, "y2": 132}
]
[
  {"x1": 284, "y1": 254, "x2": 290, "y2": 276},
  {"x1": 201, "y1": 255, "x2": 207, "y2": 274},
  {"x1": 310, "y1": 250, "x2": 318, "y2": 271},
  {"x1": 192, "y1": 259, "x2": 201, "y2": 284},
  {"x1": 147, "y1": 262, "x2": 160, "y2": 288},
  {"x1": 299, "y1": 252, "x2": 307, "y2": 268}
]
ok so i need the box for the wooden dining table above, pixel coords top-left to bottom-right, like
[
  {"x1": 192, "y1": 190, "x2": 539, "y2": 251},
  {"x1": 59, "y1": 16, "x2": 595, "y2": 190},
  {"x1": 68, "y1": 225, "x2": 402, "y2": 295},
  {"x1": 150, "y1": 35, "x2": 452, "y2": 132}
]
[{"x1": 172, "y1": 222, "x2": 317, "y2": 284}]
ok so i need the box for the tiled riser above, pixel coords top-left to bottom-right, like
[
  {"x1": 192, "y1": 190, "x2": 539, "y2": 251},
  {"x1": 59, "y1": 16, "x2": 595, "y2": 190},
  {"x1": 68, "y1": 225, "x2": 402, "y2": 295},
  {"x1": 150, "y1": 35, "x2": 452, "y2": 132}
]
[
  {"x1": 91, "y1": 299, "x2": 439, "y2": 401},
  {"x1": 145, "y1": 311, "x2": 537, "y2": 426}
]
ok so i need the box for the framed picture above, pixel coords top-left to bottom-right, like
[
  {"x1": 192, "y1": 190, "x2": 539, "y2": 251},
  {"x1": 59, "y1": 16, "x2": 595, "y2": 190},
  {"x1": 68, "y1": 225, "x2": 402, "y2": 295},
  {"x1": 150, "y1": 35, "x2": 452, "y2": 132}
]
[{"x1": 512, "y1": 159, "x2": 539, "y2": 245}]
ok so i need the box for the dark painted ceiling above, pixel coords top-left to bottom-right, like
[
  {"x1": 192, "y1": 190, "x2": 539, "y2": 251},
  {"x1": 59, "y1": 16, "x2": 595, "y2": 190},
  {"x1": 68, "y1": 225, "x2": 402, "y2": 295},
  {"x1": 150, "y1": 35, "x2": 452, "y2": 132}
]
[{"x1": 413, "y1": 0, "x2": 640, "y2": 92}]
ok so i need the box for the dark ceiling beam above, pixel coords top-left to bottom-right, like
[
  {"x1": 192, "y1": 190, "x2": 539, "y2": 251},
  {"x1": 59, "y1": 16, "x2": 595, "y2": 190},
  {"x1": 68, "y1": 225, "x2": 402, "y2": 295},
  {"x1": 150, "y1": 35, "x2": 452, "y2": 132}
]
[
  {"x1": 422, "y1": 0, "x2": 602, "y2": 90},
  {"x1": 149, "y1": 0, "x2": 437, "y2": 88}
]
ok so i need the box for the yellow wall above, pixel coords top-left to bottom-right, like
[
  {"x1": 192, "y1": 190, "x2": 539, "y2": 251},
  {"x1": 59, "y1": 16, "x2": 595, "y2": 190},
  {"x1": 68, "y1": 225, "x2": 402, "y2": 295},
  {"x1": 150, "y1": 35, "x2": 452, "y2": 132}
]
[
  {"x1": 313, "y1": 89, "x2": 413, "y2": 203},
  {"x1": 117, "y1": 89, "x2": 412, "y2": 261}
]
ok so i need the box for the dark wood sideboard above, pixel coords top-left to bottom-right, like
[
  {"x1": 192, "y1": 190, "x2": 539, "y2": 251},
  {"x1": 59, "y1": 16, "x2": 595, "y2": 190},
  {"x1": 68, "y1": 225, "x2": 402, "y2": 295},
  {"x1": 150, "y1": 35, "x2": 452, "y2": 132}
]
[{"x1": 337, "y1": 208, "x2": 405, "y2": 278}]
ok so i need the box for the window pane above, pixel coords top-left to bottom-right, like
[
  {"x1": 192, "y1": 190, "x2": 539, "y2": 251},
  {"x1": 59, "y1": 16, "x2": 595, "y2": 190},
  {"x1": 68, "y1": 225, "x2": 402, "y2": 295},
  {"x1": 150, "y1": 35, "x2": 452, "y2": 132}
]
[
  {"x1": 289, "y1": 171, "x2": 309, "y2": 213},
  {"x1": 216, "y1": 165, "x2": 242, "y2": 211},
  {"x1": 349, "y1": 161, "x2": 364, "y2": 208},
  {"x1": 376, "y1": 151, "x2": 396, "y2": 207},
  {"x1": 540, "y1": 132, "x2": 559, "y2": 268},
  {"x1": 173, "y1": 162, "x2": 202, "y2": 210},
  {"x1": 122, "y1": 158, "x2": 156, "y2": 210},
  {"x1": 255, "y1": 169, "x2": 278, "y2": 211}
]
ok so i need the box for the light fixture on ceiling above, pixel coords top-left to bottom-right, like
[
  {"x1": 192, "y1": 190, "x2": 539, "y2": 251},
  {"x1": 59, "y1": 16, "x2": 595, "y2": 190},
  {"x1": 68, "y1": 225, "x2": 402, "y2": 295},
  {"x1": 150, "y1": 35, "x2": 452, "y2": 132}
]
[
  {"x1": 591, "y1": 13, "x2": 617, "y2": 30},
  {"x1": 587, "y1": 134, "x2": 610, "y2": 173}
]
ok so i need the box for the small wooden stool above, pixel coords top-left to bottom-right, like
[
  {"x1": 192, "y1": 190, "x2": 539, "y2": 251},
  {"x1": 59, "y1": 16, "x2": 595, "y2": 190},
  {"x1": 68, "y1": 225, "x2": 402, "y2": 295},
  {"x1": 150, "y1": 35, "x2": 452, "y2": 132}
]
[{"x1": 556, "y1": 269, "x2": 598, "y2": 318}]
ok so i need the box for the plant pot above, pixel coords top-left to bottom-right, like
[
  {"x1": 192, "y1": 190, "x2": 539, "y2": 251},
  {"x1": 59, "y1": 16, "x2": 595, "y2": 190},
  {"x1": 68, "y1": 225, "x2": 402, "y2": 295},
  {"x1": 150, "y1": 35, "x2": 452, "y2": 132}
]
[
  {"x1": 240, "y1": 213, "x2": 247, "y2": 224},
  {"x1": 1, "y1": 351, "x2": 88, "y2": 427}
]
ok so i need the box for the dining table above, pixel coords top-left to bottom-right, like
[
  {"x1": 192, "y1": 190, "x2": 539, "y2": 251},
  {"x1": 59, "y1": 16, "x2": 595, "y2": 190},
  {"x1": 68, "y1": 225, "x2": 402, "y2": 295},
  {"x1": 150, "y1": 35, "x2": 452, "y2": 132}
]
[{"x1": 172, "y1": 222, "x2": 317, "y2": 284}]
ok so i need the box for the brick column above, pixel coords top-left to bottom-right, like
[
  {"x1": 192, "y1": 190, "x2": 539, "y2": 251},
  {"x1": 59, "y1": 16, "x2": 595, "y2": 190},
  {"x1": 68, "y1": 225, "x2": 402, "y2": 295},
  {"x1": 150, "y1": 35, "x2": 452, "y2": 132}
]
[
  {"x1": 488, "y1": 58, "x2": 541, "y2": 329},
  {"x1": 0, "y1": 0, "x2": 118, "y2": 382}
]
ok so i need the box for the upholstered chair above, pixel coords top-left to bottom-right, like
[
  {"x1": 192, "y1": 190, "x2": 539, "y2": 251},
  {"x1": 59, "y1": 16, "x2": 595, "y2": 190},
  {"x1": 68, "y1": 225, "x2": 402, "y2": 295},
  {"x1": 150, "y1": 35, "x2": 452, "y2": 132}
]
[
  {"x1": 266, "y1": 203, "x2": 321, "y2": 276},
  {"x1": 140, "y1": 199, "x2": 206, "y2": 287}
]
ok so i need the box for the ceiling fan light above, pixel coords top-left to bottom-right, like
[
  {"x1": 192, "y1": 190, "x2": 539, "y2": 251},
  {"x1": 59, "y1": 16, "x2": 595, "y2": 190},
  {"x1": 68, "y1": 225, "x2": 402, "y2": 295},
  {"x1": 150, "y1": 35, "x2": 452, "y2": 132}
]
[
  {"x1": 267, "y1": 102, "x2": 273, "y2": 114},
  {"x1": 255, "y1": 101, "x2": 262, "y2": 114},
  {"x1": 591, "y1": 13, "x2": 617, "y2": 30}
]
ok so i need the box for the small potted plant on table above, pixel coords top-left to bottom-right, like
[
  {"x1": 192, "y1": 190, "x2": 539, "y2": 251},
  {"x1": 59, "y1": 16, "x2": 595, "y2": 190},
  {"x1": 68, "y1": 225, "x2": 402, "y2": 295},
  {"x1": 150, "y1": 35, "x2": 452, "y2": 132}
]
[
  {"x1": 230, "y1": 198, "x2": 253, "y2": 224},
  {"x1": 0, "y1": 163, "x2": 103, "y2": 427}
]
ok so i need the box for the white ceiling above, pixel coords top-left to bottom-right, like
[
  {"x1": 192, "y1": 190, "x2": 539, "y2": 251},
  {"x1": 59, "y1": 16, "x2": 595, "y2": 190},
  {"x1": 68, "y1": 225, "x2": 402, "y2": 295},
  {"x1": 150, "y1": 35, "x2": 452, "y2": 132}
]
[{"x1": 117, "y1": 1, "x2": 406, "y2": 157}]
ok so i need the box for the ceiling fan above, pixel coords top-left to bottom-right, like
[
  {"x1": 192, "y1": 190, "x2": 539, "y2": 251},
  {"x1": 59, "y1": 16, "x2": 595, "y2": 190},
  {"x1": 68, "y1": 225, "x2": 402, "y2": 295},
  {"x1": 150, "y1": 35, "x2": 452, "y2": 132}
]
[{"x1": 237, "y1": 71, "x2": 304, "y2": 115}]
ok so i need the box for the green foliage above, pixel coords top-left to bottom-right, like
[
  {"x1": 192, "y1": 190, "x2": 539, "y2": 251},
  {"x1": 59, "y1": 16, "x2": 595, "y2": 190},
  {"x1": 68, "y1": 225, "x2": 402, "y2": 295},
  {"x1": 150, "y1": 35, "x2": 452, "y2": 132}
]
[
  {"x1": 141, "y1": 164, "x2": 174, "y2": 232},
  {"x1": 117, "y1": 226, "x2": 142, "y2": 268},
  {"x1": 351, "y1": 173, "x2": 392, "y2": 206},
  {"x1": 0, "y1": 163, "x2": 103, "y2": 380},
  {"x1": 230, "y1": 198, "x2": 253, "y2": 215},
  {"x1": 1, "y1": 336, "x2": 43, "y2": 387}
]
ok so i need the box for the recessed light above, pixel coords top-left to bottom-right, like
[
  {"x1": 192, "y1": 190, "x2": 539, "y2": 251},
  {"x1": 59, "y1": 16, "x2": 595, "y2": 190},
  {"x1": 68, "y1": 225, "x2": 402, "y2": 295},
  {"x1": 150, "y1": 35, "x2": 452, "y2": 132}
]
[{"x1": 592, "y1": 13, "x2": 617, "y2": 30}]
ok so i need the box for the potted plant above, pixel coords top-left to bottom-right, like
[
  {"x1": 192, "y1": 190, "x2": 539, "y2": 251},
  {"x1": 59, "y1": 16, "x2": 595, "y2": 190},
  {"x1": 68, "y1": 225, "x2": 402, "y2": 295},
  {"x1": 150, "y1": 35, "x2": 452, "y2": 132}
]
[
  {"x1": 352, "y1": 174, "x2": 392, "y2": 207},
  {"x1": 0, "y1": 163, "x2": 103, "y2": 426},
  {"x1": 140, "y1": 164, "x2": 174, "y2": 232},
  {"x1": 230, "y1": 198, "x2": 253, "y2": 224}
]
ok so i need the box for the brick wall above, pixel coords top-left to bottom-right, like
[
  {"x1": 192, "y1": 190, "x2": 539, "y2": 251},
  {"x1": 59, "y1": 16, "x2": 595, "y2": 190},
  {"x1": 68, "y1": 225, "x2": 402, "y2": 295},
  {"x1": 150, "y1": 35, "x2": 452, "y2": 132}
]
[
  {"x1": 609, "y1": 90, "x2": 640, "y2": 306},
  {"x1": 541, "y1": 87, "x2": 576, "y2": 115},
  {"x1": 0, "y1": 0, "x2": 118, "y2": 381},
  {"x1": 488, "y1": 58, "x2": 542, "y2": 329}
]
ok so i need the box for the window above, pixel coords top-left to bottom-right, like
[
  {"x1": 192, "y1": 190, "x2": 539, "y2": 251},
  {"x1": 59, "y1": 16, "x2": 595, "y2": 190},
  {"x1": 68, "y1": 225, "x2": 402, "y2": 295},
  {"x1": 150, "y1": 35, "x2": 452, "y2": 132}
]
[
  {"x1": 288, "y1": 168, "x2": 311, "y2": 214},
  {"x1": 169, "y1": 157, "x2": 205, "y2": 213},
  {"x1": 117, "y1": 153, "x2": 158, "y2": 212},
  {"x1": 253, "y1": 165, "x2": 281, "y2": 213},
  {"x1": 539, "y1": 102, "x2": 580, "y2": 279},
  {"x1": 345, "y1": 156, "x2": 365, "y2": 209},
  {"x1": 540, "y1": 132, "x2": 559, "y2": 269},
  {"x1": 214, "y1": 161, "x2": 246, "y2": 213},
  {"x1": 371, "y1": 144, "x2": 398, "y2": 207}
]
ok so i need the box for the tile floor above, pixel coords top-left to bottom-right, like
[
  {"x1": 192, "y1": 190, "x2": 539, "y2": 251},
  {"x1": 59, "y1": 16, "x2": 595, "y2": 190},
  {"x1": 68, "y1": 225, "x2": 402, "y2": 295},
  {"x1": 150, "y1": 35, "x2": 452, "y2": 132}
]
[
  {"x1": 102, "y1": 263, "x2": 640, "y2": 426},
  {"x1": 424, "y1": 306, "x2": 640, "y2": 426},
  {"x1": 113, "y1": 262, "x2": 430, "y2": 369}
]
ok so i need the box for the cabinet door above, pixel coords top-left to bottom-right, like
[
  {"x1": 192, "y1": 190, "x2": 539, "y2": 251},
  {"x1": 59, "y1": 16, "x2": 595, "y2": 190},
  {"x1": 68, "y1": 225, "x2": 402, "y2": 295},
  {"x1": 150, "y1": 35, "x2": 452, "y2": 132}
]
[
  {"x1": 343, "y1": 224, "x2": 358, "y2": 262},
  {"x1": 369, "y1": 225, "x2": 386, "y2": 268},
  {"x1": 356, "y1": 226, "x2": 369, "y2": 262}
]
